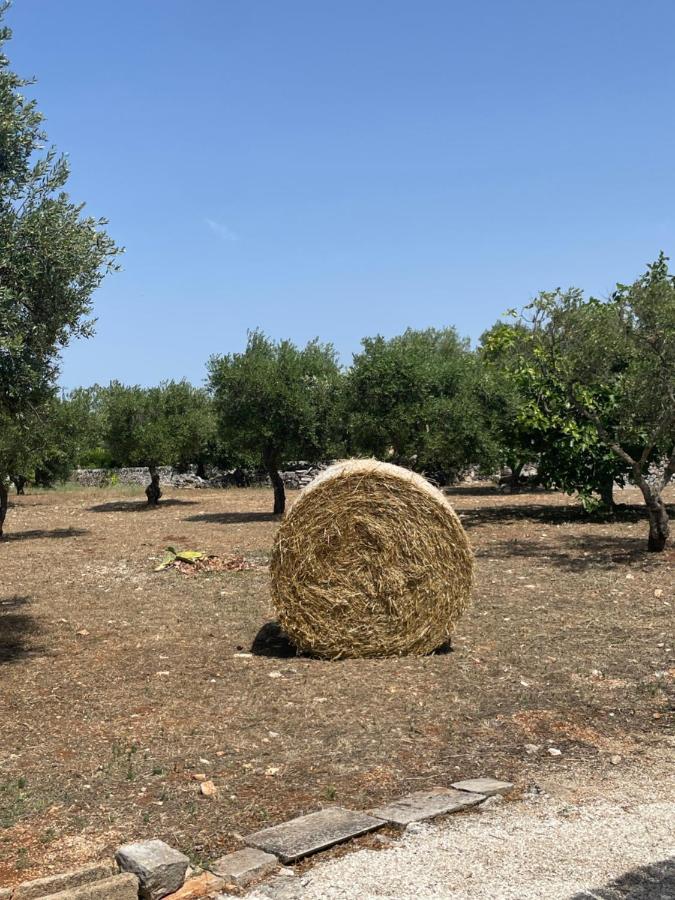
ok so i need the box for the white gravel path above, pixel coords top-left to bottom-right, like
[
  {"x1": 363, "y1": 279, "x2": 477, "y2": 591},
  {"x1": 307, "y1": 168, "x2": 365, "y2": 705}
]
[{"x1": 247, "y1": 765, "x2": 675, "y2": 900}]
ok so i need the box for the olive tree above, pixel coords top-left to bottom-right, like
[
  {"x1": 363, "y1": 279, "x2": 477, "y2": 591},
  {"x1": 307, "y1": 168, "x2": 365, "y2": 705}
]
[
  {"x1": 208, "y1": 331, "x2": 342, "y2": 514},
  {"x1": 347, "y1": 328, "x2": 493, "y2": 482},
  {"x1": 0, "y1": 8, "x2": 120, "y2": 536},
  {"x1": 499, "y1": 255, "x2": 675, "y2": 550},
  {"x1": 100, "y1": 380, "x2": 215, "y2": 500}
]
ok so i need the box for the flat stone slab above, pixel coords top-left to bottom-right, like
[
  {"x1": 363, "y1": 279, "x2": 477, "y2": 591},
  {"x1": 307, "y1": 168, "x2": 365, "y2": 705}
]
[
  {"x1": 371, "y1": 787, "x2": 486, "y2": 825},
  {"x1": 14, "y1": 862, "x2": 116, "y2": 899},
  {"x1": 245, "y1": 807, "x2": 383, "y2": 863},
  {"x1": 451, "y1": 777, "x2": 514, "y2": 796},
  {"x1": 116, "y1": 839, "x2": 189, "y2": 899},
  {"x1": 46, "y1": 873, "x2": 139, "y2": 900},
  {"x1": 211, "y1": 847, "x2": 278, "y2": 886}
]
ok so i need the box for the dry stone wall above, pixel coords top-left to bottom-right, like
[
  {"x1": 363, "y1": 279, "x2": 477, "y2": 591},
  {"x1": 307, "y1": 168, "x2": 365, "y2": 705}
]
[{"x1": 69, "y1": 463, "x2": 327, "y2": 490}]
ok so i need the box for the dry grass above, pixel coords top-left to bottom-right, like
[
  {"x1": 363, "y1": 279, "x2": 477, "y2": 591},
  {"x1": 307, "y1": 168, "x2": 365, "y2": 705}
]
[
  {"x1": 0, "y1": 482, "x2": 673, "y2": 886},
  {"x1": 271, "y1": 460, "x2": 473, "y2": 658}
]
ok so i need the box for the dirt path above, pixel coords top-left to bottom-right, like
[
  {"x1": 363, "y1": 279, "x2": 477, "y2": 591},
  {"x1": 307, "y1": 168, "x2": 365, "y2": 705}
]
[{"x1": 251, "y1": 751, "x2": 675, "y2": 899}]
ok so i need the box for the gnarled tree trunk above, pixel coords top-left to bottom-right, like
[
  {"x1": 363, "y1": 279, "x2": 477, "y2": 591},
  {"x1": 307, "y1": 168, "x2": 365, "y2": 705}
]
[
  {"x1": 263, "y1": 449, "x2": 285, "y2": 515},
  {"x1": 0, "y1": 480, "x2": 8, "y2": 539},
  {"x1": 145, "y1": 466, "x2": 162, "y2": 506},
  {"x1": 635, "y1": 474, "x2": 670, "y2": 552},
  {"x1": 644, "y1": 492, "x2": 670, "y2": 552},
  {"x1": 11, "y1": 475, "x2": 26, "y2": 495}
]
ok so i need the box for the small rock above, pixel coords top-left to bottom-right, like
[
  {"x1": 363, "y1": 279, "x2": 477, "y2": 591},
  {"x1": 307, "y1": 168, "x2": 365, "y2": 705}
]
[
  {"x1": 76, "y1": 629, "x2": 90, "y2": 637},
  {"x1": 200, "y1": 780, "x2": 217, "y2": 798},
  {"x1": 116, "y1": 839, "x2": 189, "y2": 900},
  {"x1": 610, "y1": 754, "x2": 622, "y2": 765},
  {"x1": 524, "y1": 743, "x2": 541, "y2": 754},
  {"x1": 192, "y1": 773, "x2": 206, "y2": 782},
  {"x1": 654, "y1": 589, "x2": 664, "y2": 597},
  {"x1": 547, "y1": 747, "x2": 562, "y2": 757}
]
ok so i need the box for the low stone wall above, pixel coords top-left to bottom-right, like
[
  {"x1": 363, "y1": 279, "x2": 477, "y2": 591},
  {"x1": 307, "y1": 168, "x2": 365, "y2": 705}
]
[{"x1": 70, "y1": 463, "x2": 327, "y2": 490}]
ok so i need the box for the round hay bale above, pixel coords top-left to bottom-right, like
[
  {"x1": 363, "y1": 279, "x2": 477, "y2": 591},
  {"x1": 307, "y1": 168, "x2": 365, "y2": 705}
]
[{"x1": 270, "y1": 459, "x2": 473, "y2": 659}]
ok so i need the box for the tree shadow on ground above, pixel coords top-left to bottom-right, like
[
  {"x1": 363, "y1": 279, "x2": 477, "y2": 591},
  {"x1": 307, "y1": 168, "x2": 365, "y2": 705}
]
[
  {"x1": 460, "y1": 501, "x2": 674, "y2": 530},
  {"x1": 2, "y1": 528, "x2": 88, "y2": 542},
  {"x1": 186, "y1": 511, "x2": 279, "y2": 525},
  {"x1": 251, "y1": 621, "x2": 300, "y2": 658},
  {"x1": 478, "y1": 533, "x2": 664, "y2": 572},
  {"x1": 0, "y1": 596, "x2": 43, "y2": 664},
  {"x1": 446, "y1": 484, "x2": 548, "y2": 498},
  {"x1": 571, "y1": 856, "x2": 675, "y2": 899},
  {"x1": 89, "y1": 499, "x2": 199, "y2": 513}
]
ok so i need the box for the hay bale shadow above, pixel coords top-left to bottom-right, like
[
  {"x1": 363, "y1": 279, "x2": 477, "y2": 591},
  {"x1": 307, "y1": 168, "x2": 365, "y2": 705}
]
[{"x1": 251, "y1": 621, "x2": 299, "y2": 658}]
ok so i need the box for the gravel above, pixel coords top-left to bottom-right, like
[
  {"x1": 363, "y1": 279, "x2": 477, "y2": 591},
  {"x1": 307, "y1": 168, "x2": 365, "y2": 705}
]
[{"x1": 248, "y1": 765, "x2": 675, "y2": 899}]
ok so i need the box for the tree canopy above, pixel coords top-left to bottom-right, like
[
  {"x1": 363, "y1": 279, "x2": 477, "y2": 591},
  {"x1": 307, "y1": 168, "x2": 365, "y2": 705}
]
[
  {"x1": 0, "y1": 7, "x2": 120, "y2": 535},
  {"x1": 208, "y1": 331, "x2": 342, "y2": 513},
  {"x1": 347, "y1": 328, "x2": 497, "y2": 481},
  {"x1": 490, "y1": 255, "x2": 675, "y2": 550}
]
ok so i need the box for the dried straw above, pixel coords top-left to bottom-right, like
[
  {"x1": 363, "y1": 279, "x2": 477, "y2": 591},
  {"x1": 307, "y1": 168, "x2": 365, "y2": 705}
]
[{"x1": 270, "y1": 459, "x2": 473, "y2": 659}]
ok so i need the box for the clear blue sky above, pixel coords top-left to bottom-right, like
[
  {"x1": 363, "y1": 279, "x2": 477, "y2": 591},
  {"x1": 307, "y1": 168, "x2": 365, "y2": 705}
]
[{"x1": 8, "y1": 1, "x2": 675, "y2": 388}]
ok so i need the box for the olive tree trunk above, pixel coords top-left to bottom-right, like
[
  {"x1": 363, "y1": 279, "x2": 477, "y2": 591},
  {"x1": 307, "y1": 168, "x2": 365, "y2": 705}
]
[
  {"x1": 263, "y1": 449, "x2": 285, "y2": 515},
  {"x1": 640, "y1": 484, "x2": 670, "y2": 552},
  {"x1": 0, "y1": 479, "x2": 8, "y2": 539},
  {"x1": 11, "y1": 475, "x2": 26, "y2": 495},
  {"x1": 145, "y1": 466, "x2": 162, "y2": 506}
]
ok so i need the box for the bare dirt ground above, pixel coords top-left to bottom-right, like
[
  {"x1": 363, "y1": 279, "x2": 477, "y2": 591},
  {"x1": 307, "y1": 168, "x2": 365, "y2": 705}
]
[{"x1": 0, "y1": 483, "x2": 672, "y2": 887}]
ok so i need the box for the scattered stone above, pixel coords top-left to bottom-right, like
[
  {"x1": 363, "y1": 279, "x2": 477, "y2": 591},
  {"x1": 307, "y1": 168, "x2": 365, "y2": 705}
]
[
  {"x1": 371, "y1": 787, "x2": 485, "y2": 826},
  {"x1": 14, "y1": 862, "x2": 117, "y2": 898},
  {"x1": 451, "y1": 777, "x2": 513, "y2": 797},
  {"x1": 162, "y1": 872, "x2": 225, "y2": 898},
  {"x1": 200, "y1": 780, "x2": 217, "y2": 798},
  {"x1": 452, "y1": 778, "x2": 513, "y2": 797},
  {"x1": 524, "y1": 743, "x2": 541, "y2": 754},
  {"x1": 547, "y1": 747, "x2": 562, "y2": 756},
  {"x1": 245, "y1": 807, "x2": 383, "y2": 863},
  {"x1": 44, "y1": 873, "x2": 139, "y2": 900},
  {"x1": 192, "y1": 773, "x2": 207, "y2": 782},
  {"x1": 210, "y1": 847, "x2": 278, "y2": 887},
  {"x1": 610, "y1": 754, "x2": 622, "y2": 765},
  {"x1": 115, "y1": 839, "x2": 189, "y2": 900}
]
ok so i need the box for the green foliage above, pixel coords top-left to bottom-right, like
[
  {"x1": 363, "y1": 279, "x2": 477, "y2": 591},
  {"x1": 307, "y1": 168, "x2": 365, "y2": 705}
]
[
  {"x1": 0, "y1": 7, "x2": 120, "y2": 521},
  {"x1": 496, "y1": 255, "x2": 675, "y2": 548},
  {"x1": 99, "y1": 380, "x2": 215, "y2": 471},
  {"x1": 347, "y1": 328, "x2": 492, "y2": 480},
  {"x1": 208, "y1": 330, "x2": 343, "y2": 471},
  {"x1": 481, "y1": 320, "x2": 628, "y2": 506}
]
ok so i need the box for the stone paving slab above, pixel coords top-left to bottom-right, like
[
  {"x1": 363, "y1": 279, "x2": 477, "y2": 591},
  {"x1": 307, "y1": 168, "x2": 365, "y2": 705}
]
[
  {"x1": 13, "y1": 862, "x2": 117, "y2": 899},
  {"x1": 451, "y1": 777, "x2": 514, "y2": 796},
  {"x1": 371, "y1": 787, "x2": 486, "y2": 825},
  {"x1": 245, "y1": 807, "x2": 383, "y2": 863},
  {"x1": 210, "y1": 847, "x2": 278, "y2": 887},
  {"x1": 44, "y1": 873, "x2": 139, "y2": 900}
]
